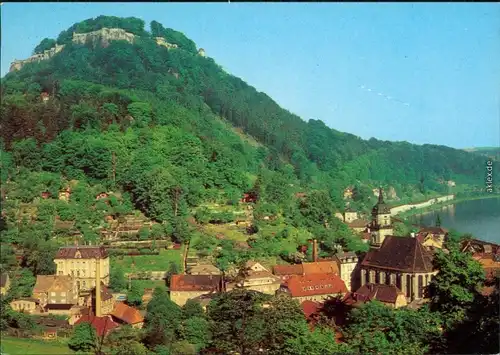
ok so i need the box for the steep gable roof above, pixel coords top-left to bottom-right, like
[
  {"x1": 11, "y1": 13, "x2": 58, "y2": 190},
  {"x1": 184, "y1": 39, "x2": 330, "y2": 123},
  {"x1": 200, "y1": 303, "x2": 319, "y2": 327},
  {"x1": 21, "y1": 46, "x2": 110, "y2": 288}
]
[
  {"x1": 33, "y1": 275, "x2": 74, "y2": 294},
  {"x1": 75, "y1": 315, "x2": 119, "y2": 337},
  {"x1": 361, "y1": 236, "x2": 434, "y2": 273},
  {"x1": 55, "y1": 246, "x2": 108, "y2": 259}
]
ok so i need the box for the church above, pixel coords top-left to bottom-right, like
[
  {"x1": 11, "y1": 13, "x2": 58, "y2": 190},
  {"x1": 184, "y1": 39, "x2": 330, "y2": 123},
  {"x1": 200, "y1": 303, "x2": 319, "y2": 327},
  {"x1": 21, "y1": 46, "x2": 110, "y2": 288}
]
[{"x1": 358, "y1": 188, "x2": 438, "y2": 302}]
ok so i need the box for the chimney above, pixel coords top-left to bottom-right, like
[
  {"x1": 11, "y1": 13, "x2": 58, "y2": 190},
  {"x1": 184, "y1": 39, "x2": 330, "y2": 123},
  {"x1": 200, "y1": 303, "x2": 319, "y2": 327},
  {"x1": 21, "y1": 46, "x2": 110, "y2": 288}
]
[
  {"x1": 312, "y1": 239, "x2": 318, "y2": 262},
  {"x1": 95, "y1": 258, "x2": 102, "y2": 317},
  {"x1": 411, "y1": 232, "x2": 415, "y2": 238}
]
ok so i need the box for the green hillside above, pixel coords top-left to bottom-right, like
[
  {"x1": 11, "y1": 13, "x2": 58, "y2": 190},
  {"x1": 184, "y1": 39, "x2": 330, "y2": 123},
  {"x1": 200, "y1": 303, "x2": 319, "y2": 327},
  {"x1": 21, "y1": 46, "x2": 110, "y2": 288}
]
[{"x1": 1, "y1": 16, "x2": 497, "y2": 266}]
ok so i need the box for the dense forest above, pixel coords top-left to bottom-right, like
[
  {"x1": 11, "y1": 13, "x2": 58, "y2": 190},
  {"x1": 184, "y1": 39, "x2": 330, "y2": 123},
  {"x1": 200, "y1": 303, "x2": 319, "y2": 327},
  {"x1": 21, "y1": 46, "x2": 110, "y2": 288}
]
[{"x1": 2, "y1": 16, "x2": 497, "y2": 257}]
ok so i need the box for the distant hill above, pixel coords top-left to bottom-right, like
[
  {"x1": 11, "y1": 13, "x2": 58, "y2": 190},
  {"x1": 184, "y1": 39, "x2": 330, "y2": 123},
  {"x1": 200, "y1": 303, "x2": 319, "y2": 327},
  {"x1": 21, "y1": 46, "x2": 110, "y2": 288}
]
[{"x1": 463, "y1": 147, "x2": 500, "y2": 160}]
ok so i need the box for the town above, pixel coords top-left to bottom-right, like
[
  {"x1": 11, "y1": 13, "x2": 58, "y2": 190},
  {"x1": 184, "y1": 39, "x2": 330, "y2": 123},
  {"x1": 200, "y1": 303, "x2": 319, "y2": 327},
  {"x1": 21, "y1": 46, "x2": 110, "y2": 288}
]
[{"x1": 1, "y1": 188, "x2": 498, "y2": 354}]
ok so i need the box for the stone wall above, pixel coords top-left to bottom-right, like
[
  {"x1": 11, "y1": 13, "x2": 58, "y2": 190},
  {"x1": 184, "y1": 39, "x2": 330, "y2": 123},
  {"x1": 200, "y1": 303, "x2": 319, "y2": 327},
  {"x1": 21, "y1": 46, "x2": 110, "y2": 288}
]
[
  {"x1": 72, "y1": 28, "x2": 135, "y2": 47},
  {"x1": 9, "y1": 44, "x2": 65, "y2": 72}
]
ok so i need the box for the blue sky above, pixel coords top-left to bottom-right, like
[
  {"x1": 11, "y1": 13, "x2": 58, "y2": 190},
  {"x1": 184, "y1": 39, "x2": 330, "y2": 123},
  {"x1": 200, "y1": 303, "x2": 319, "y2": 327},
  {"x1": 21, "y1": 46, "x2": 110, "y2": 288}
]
[{"x1": 1, "y1": 3, "x2": 499, "y2": 149}]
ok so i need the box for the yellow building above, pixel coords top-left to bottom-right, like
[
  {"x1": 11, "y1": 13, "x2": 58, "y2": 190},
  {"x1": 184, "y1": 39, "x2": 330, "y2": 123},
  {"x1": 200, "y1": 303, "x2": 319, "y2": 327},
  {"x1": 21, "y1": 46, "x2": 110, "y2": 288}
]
[
  {"x1": 54, "y1": 246, "x2": 110, "y2": 291},
  {"x1": 0, "y1": 273, "x2": 11, "y2": 295},
  {"x1": 369, "y1": 188, "x2": 393, "y2": 247},
  {"x1": 334, "y1": 252, "x2": 359, "y2": 292},
  {"x1": 226, "y1": 261, "x2": 281, "y2": 295},
  {"x1": 170, "y1": 274, "x2": 223, "y2": 306},
  {"x1": 33, "y1": 275, "x2": 78, "y2": 307},
  {"x1": 10, "y1": 298, "x2": 40, "y2": 314}
]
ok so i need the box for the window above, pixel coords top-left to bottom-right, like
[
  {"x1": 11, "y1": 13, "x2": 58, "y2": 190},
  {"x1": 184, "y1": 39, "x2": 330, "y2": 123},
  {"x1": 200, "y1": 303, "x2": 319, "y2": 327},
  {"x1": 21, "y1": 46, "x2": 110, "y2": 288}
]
[
  {"x1": 50, "y1": 292, "x2": 56, "y2": 297},
  {"x1": 418, "y1": 275, "x2": 423, "y2": 299},
  {"x1": 61, "y1": 292, "x2": 66, "y2": 297}
]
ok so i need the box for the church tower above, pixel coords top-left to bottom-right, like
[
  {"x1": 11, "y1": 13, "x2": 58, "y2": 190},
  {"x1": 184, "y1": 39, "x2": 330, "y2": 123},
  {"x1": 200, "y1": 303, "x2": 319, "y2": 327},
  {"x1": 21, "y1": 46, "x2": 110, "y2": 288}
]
[{"x1": 370, "y1": 188, "x2": 393, "y2": 247}]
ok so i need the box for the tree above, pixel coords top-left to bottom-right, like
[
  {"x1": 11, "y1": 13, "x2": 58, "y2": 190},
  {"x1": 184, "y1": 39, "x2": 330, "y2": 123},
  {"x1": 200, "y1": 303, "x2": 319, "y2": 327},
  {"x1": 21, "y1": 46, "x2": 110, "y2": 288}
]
[
  {"x1": 426, "y1": 239, "x2": 485, "y2": 328},
  {"x1": 68, "y1": 322, "x2": 97, "y2": 353},
  {"x1": 110, "y1": 265, "x2": 127, "y2": 292},
  {"x1": 435, "y1": 213, "x2": 442, "y2": 227},
  {"x1": 127, "y1": 282, "x2": 143, "y2": 307},
  {"x1": 182, "y1": 299, "x2": 205, "y2": 319},
  {"x1": 103, "y1": 325, "x2": 147, "y2": 355},
  {"x1": 144, "y1": 287, "x2": 182, "y2": 349},
  {"x1": 33, "y1": 38, "x2": 57, "y2": 54},
  {"x1": 180, "y1": 316, "x2": 211, "y2": 351},
  {"x1": 206, "y1": 289, "x2": 271, "y2": 354},
  {"x1": 283, "y1": 326, "x2": 347, "y2": 355},
  {"x1": 344, "y1": 301, "x2": 442, "y2": 355}
]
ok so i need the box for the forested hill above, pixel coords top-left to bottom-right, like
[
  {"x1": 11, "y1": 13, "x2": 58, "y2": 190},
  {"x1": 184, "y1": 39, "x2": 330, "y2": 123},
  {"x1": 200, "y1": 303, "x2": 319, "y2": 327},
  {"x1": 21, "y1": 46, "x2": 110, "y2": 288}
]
[{"x1": 1, "y1": 16, "x2": 496, "y2": 221}]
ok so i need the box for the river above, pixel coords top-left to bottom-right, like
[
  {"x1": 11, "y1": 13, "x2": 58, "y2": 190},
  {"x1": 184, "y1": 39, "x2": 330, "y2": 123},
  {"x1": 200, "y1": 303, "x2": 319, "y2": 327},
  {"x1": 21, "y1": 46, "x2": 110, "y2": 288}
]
[{"x1": 408, "y1": 197, "x2": 500, "y2": 244}]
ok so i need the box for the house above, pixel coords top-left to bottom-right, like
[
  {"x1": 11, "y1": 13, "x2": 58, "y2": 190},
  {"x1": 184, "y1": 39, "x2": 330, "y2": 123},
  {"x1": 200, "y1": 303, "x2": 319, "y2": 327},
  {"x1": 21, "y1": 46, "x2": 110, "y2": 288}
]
[
  {"x1": 41, "y1": 191, "x2": 51, "y2": 199},
  {"x1": 343, "y1": 283, "x2": 407, "y2": 309},
  {"x1": 74, "y1": 315, "x2": 119, "y2": 337},
  {"x1": 170, "y1": 274, "x2": 223, "y2": 306},
  {"x1": 240, "y1": 192, "x2": 257, "y2": 204},
  {"x1": 333, "y1": 252, "x2": 359, "y2": 292},
  {"x1": 343, "y1": 208, "x2": 358, "y2": 223},
  {"x1": 190, "y1": 293, "x2": 218, "y2": 311},
  {"x1": 80, "y1": 282, "x2": 115, "y2": 316},
  {"x1": 361, "y1": 236, "x2": 437, "y2": 302},
  {"x1": 273, "y1": 264, "x2": 304, "y2": 282},
  {"x1": 343, "y1": 187, "x2": 353, "y2": 200},
  {"x1": 302, "y1": 260, "x2": 340, "y2": 276},
  {"x1": 58, "y1": 188, "x2": 71, "y2": 201},
  {"x1": 111, "y1": 302, "x2": 144, "y2": 328},
  {"x1": 10, "y1": 298, "x2": 40, "y2": 314},
  {"x1": 40, "y1": 92, "x2": 50, "y2": 102},
  {"x1": 301, "y1": 300, "x2": 323, "y2": 322},
  {"x1": 198, "y1": 48, "x2": 206, "y2": 57},
  {"x1": 33, "y1": 275, "x2": 78, "y2": 308},
  {"x1": 280, "y1": 273, "x2": 348, "y2": 303},
  {"x1": 54, "y1": 245, "x2": 110, "y2": 291},
  {"x1": 461, "y1": 239, "x2": 500, "y2": 279},
  {"x1": 226, "y1": 261, "x2": 281, "y2": 295},
  {"x1": 348, "y1": 219, "x2": 369, "y2": 233},
  {"x1": 44, "y1": 303, "x2": 82, "y2": 316},
  {"x1": 416, "y1": 227, "x2": 448, "y2": 250},
  {"x1": 0, "y1": 272, "x2": 11, "y2": 295},
  {"x1": 188, "y1": 263, "x2": 222, "y2": 276}
]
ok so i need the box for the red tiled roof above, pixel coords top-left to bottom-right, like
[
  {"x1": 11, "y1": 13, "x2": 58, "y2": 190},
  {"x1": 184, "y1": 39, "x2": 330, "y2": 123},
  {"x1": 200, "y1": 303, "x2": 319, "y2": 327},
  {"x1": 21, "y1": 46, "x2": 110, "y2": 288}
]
[
  {"x1": 348, "y1": 219, "x2": 369, "y2": 228},
  {"x1": 302, "y1": 261, "x2": 340, "y2": 276},
  {"x1": 56, "y1": 246, "x2": 108, "y2": 259},
  {"x1": 75, "y1": 315, "x2": 119, "y2": 337},
  {"x1": 285, "y1": 273, "x2": 347, "y2": 297},
  {"x1": 170, "y1": 274, "x2": 222, "y2": 292},
  {"x1": 361, "y1": 236, "x2": 434, "y2": 273},
  {"x1": 301, "y1": 300, "x2": 322, "y2": 318},
  {"x1": 273, "y1": 264, "x2": 304, "y2": 276},
  {"x1": 353, "y1": 283, "x2": 404, "y2": 304},
  {"x1": 111, "y1": 302, "x2": 144, "y2": 325}
]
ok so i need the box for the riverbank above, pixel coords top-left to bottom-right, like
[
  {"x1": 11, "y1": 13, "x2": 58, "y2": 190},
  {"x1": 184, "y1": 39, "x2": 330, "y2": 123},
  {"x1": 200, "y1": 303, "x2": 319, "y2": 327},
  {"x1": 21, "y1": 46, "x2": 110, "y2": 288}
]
[{"x1": 396, "y1": 194, "x2": 500, "y2": 219}]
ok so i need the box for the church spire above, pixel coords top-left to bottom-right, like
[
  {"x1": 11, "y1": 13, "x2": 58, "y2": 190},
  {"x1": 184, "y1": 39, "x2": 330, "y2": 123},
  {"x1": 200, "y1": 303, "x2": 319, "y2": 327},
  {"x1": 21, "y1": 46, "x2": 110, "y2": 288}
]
[{"x1": 378, "y1": 187, "x2": 384, "y2": 204}]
